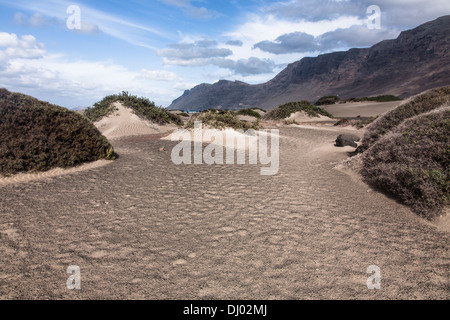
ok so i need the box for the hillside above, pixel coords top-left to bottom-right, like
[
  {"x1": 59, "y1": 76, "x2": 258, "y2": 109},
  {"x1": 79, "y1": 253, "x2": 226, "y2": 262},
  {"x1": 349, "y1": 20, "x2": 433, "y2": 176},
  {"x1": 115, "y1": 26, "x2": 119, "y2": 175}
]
[
  {"x1": 169, "y1": 15, "x2": 450, "y2": 111},
  {"x1": 0, "y1": 89, "x2": 115, "y2": 175}
]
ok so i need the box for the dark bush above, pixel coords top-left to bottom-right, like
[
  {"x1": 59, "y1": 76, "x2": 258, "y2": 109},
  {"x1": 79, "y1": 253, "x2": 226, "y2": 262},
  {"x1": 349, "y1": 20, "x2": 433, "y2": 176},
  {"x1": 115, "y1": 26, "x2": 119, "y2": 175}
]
[
  {"x1": 343, "y1": 95, "x2": 402, "y2": 103},
  {"x1": 361, "y1": 108, "x2": 449, "y2": 219},
  {"x1": 361, "y1": 86, "x2": 450, "y2": 150},
  {"x1": 315, "y1": 95, "x2": 340, "y2": 105},
  {"x1": 264, "y1": 101, "x2": 334, "y2": 120},
  {"x1": 185, "y1": 110, "x2": 259, "y2": 130},
  {"x1": 85, "y1": 91, "x2": 182, "y2": 126},
  {"x1": 0, "y1": 88, "x2": 115, "y2": 176},
  {"x1": 235, "y1": 108, "x2": 262, "y2": 119}
]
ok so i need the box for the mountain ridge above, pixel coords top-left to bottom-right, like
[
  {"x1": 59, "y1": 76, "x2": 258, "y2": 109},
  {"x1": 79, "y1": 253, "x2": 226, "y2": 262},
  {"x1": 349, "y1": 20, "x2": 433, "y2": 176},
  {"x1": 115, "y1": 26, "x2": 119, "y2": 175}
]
[{"x1": 168, "y1": 15, "x2": 450, "y2": 111}]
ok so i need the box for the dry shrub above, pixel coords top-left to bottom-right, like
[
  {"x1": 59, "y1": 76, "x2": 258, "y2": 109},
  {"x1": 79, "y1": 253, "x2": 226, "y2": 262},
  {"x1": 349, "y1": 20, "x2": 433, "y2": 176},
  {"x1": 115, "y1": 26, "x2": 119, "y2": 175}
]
[
  {"x1": 361, "y1": 86, "x2": 450, "y2": 150},
  {"x1": 0, "y1": 88, "x2": 115, "y2": 176},
  {"x1": 185, "y1": 110, "x2": 260, "y2": 130},
  {"x1": 264, "y1": 101, "x2": 334, "y2": 120},
  {"x1": 85, "y1": 91, "x2": 182, "y2": 126},
  {"x1": 361, "y1": 108, "x2": 449, "y2": 219}
]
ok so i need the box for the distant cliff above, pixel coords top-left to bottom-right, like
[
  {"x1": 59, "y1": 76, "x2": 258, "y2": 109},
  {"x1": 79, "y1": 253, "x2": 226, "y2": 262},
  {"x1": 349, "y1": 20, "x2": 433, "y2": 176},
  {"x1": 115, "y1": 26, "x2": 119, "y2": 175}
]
[{"x1": 169, "y1": 15, "x2": 450, "y2": 111}]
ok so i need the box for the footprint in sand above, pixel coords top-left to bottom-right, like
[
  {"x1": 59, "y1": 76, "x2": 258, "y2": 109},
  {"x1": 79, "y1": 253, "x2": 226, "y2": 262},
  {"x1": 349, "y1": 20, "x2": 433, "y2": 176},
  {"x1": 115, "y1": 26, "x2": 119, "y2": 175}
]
[
  {"x1": 172, "y1": 259, "x2": 187, "y2": 266},
  {"x1": 172, "y1": 252, "x2": 198, "y2": 266},
  {"x1": 89, "y1": 250, "x2": 108, "y2": 259},
  {"x1": 222, "y1": 227, "x2": 235, "y2": 232}
]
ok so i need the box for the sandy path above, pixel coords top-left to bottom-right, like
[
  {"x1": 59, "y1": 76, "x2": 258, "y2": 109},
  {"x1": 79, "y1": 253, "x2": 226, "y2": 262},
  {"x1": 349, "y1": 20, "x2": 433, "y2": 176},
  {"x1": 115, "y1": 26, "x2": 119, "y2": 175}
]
[{"x1": 0, "y1": 126, "x2": 448, "y2": 299}]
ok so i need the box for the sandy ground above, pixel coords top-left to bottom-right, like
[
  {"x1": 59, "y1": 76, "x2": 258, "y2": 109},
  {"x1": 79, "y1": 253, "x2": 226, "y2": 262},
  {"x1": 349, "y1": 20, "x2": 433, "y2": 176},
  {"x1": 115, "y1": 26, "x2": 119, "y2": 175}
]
[
  {"x1": 0, "y1": 160, "x2": 113, "y2": 187},
  {"x1": 0, "y1": 122, "x2": 448, "y2": 300},
  {"x1": 161, "y1": 127, "x2": 261, "y2": 151},
  {"x1": 94, "y1": 102, "x2": 178, "y2": 140},
  {"x1": 322, "y1": 101, "x2": 404, "y2": 118},
  {"x1": 288, "y1": 111, "x2": 334, "y2": 123},
  {"x1": 237, "y1": 115, "x2": 259, "y2": 123}
]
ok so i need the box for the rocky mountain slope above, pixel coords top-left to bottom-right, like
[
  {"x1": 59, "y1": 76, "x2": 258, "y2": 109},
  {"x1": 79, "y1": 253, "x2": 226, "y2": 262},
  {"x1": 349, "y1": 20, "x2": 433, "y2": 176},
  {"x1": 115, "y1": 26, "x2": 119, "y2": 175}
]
[{"x1": 169, "y1": 16, "x2": 450, "y2": 111}]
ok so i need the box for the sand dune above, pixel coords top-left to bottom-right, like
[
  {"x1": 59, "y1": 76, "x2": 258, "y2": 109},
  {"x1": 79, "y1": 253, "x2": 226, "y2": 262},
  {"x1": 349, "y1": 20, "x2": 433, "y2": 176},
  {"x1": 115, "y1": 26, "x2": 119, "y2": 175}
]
[
  {"x1": 288, "y1": 111, "x2": 334, "y2": 123},
  {"x1": 162, "y1": 127, "x2": 264, "y2": 151},
  {"x1": 94, "y1": 102, "x2": 178, "y2": 139}
]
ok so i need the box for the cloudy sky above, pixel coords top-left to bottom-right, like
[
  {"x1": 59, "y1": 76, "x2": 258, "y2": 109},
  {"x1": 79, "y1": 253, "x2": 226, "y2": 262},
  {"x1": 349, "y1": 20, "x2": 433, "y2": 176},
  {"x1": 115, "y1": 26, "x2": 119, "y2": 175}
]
[{"x1": 0, "y1": 0, "x2": 449, "y2": 109}]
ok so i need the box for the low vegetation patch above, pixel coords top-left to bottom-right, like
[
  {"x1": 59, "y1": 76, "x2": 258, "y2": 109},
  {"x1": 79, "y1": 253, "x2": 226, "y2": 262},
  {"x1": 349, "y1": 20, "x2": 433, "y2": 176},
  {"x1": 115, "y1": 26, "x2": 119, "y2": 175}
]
[
  {"x1": 315, "y1": 94, "x2": 401, "y2": 106},
  {"x1": 185, "y1": 110, "x2": 259, "y2": 130},
  {"x1": 361, "y1": 108, "x2": 449, "y2": 219},
  {"x1": 235, "y1": 108, "x2": 262, "y2": 119},
  {"x1": 0, "y1": 88, "x2": 115, "y2": 176},
  {"x1": 264, "y1": 101, "x2": 334, "y2": 120},
  {"x1": 315, "y1": 95, "x2": 340, "y2": 106},
  {"x1": 334, "y1": 116, "x2": 380, "y2": 129},
  {"x1": 361, "y1": 86, "x2": 450, "y2": 150},
  {"x1": 343, "y1": 95, "x2": 402, "y2": 103},
  {"x1": 85, "y1": 91, "x2": 182, "y2": 126}
]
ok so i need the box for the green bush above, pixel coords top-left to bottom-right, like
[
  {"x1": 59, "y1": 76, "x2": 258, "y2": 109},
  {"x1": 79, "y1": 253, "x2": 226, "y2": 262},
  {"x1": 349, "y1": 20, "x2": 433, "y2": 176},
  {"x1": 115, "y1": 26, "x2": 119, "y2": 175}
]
[
  {"x1": 264, "y1": 101, "x2": 334, "y2": 120},
  {"x1": 0, "y1": 88, "x2": 115, "y2": 176},
  {"x1": 315, "y1": 95, "x2": 340, "y2": 105},
  {"x1": 235, "y1": 108, "x2": 262, "y2": 119},
  {"x1": 361, "y1": 86, "x2": 450, "y2": 150},
  {"x1": 85, "y1": 91, "x2": 182, "y2": 126},
  {"x1": 84, "y1": 94, "x2": 119, "y2": 122},
  {"x1": 344, "y1": 95, "x2": 402, "y2": 103},
  {"x1": 361, "y1": 108, "x2": 449, "y2": 219},
  {"x1": 185, "y1": 110, "x2": 259, "y2": 130}
]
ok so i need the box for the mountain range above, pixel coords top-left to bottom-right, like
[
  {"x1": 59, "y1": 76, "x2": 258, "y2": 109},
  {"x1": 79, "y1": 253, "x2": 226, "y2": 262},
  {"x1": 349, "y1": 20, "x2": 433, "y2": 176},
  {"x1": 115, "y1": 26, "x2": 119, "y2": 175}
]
[{"x1": 168, "y1": 15, "x2": 450, "y2": 111}]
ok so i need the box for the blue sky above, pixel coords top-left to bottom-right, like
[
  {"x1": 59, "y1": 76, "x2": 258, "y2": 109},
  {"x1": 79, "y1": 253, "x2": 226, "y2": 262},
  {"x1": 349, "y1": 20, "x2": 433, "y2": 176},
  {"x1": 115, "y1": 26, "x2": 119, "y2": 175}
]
[{"x1": 0, "y1": 0, "x2": 449, "y2": 109}]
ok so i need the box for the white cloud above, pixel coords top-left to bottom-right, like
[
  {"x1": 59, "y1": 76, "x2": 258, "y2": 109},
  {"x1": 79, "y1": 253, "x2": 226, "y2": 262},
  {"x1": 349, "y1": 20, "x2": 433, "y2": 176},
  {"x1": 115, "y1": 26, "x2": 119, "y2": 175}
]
[
  {"x1": 0, "y1": 33, "x2": 182, "y2": 107},
  {"x1": 211, "y1": 57, "x2": 276, "y2": 76},
  {"x1": 225, "y1": 14, "x2": 363, "y2": 45},
  {"x1": 158, "y1": 40, "x2": 232, "y2": 60},
  {"x1": 253, "y1": 25, "x2": 401, "y2": 54},
  {"x1": 13, "y1": 12, "x2": 26, "y2": 25},
  {"x1": 77, "y1": 22, "x2": 100, "y2": 35},
  {"x1": 0, "y1": 32, "x2": 46, "y2": 61},
  {"x1": 29, "y1": 12, "x2": 50, "y2": 27},
  {"x1": 173, "y1": 82, "x2": 198, "y2": 91},
  {"x1": 158, "y1": 0, "x2": 221, "y2": 20},
  {"x1": 13, "y1": 10, "x2": 99, "y2": 34},
  {"x1": 225, "y1": 40, "x2": 243, "y2": 47},
  {"x1": 158, "y1": 39, "x2": 277, "y2": 75},
  {"x1": 264, "y1": 0, "x2": 450, "y2": 29},
  {"x1": 140, "y1": 69, "x2": 179, "y2": 81}
]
